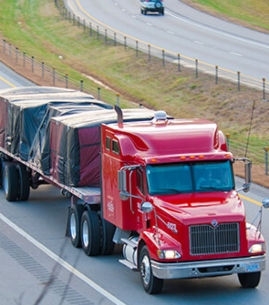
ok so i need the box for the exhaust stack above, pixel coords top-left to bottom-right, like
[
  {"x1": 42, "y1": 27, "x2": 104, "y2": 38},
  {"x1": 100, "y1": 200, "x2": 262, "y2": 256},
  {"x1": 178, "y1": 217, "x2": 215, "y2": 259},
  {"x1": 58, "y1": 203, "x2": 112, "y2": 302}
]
[{"x1": 114, "y1": 105, "x2": 123, "y2": 128}]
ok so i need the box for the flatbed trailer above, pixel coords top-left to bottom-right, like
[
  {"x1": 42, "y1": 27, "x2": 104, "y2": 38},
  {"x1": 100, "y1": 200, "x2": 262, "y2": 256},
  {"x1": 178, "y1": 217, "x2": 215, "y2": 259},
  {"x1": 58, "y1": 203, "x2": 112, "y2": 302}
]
[{"x1": 0, "y1": 146, "x2": 102, "y2": 204}]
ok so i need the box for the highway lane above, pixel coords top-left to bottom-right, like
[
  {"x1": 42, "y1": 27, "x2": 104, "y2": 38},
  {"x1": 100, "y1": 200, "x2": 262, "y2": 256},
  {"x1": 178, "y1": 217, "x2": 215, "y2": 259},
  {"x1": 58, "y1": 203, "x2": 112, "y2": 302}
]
[
  {"x1": 0, "y1": 70, "x2": 269, "y2": 304},
  {"x1": 0, "y1": 62, "x2": 33, "y2": 90},
  {"x1": 65, "y1": 0, "x2": 269, "y2": 80},
  {"x1": 1, "y1": 184, "x2": 268, "y2": 305}
]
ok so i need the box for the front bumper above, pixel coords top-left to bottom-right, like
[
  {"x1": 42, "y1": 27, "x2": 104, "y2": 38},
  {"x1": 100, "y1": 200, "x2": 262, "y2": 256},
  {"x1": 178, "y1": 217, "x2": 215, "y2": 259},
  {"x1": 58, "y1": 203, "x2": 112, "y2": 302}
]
[{"x1": 151, "y1": 255, "x2": 266, "y2": 279}]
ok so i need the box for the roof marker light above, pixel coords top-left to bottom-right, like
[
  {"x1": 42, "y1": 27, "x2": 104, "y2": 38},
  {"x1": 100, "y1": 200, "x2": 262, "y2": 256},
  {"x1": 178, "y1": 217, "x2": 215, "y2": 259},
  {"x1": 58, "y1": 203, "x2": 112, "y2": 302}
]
[{"x1": 152, "y1": 111, "x2": 167, "y2": 123}]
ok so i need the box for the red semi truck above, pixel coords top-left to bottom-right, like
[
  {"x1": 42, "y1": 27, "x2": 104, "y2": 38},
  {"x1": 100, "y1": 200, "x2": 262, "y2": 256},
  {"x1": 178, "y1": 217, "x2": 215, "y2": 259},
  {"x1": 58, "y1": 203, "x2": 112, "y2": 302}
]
[{"x1": 0, "y1": 86, "x2": 266, "y2": 294}]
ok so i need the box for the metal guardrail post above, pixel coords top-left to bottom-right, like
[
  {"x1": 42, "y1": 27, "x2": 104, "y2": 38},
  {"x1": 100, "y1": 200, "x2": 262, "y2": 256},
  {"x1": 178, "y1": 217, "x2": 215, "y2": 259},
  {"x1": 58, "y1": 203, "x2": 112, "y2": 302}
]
[
  {"x1": 116, "y1": 94, "x2": 120, "y2": 106},
  {"x1": 264, "y1": 147, "x2": 269, "y2": 175},
  {"x1": 262, "y1": 78, "x2": 266, "y2": 100},
  {"x1": 178, "y1": 53, "x2": 181, "y2": 72},
  {"x1": 65, "y1": 74, "x2": 68, "y2": 88}
]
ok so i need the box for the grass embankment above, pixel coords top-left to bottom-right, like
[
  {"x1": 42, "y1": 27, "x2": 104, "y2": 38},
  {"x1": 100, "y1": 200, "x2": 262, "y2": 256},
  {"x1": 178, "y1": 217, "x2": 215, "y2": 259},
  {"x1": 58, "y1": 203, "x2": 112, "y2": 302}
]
[
  {"x1": 0, "y1": 0, "x2": 269, "y2": 186},
  {"x1": 185, "y1": 0, "x2": 269, "y2": 32}
]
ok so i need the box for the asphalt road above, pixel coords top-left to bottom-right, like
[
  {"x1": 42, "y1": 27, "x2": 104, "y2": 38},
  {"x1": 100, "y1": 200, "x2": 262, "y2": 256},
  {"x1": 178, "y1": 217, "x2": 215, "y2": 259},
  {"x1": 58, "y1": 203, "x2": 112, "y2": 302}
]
[
  {"x1": 0, "y1": 65, "x2": 269, "y2": 305},
  {"x1": 64, "y1": 0, "x2": 269, "y2": 80}
]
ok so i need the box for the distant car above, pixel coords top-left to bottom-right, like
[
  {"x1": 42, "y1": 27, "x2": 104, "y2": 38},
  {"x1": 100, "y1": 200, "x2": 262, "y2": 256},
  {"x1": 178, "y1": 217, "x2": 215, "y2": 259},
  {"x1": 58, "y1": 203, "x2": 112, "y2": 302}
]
[{"x1": 140, "y1": 0, "x2": 165, "y2": 15}]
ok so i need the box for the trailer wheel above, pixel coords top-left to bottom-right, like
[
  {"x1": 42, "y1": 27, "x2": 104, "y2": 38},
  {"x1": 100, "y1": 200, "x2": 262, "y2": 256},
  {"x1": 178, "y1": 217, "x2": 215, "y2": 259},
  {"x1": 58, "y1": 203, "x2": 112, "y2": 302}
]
[
  {"x1": 81, "y1": 209, "x2": 101, "y2": 256},
  {"x1": 16, "y1": 164, "x2": 30, "y2": 201},
  {"x1": 2, "y1": 162, "x2": 19, "y2": 201},
  {"x1": 139, "y1": 245, "x2": 163, "y2": 294},
  {"x1": 69, "y1": 206, "x2": 83, "y2": 248},
  {"x1": 100, "y1": 217, "x2": 115, "y2": 255},
  {"x1": 238, "y1": 272, "x2": 261, "y2": 288}
]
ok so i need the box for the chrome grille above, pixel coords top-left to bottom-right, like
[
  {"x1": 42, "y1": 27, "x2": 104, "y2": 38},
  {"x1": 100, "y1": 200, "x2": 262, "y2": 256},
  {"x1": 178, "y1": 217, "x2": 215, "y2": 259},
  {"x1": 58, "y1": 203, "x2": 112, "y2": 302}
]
[{"x1": 190, "y1": 223, "x2": 239, "y2": 255}]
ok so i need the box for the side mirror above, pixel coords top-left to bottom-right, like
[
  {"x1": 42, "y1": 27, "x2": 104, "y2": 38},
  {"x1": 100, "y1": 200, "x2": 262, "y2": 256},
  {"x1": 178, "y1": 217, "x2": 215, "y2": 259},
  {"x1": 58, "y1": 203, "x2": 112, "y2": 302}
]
[
  {"x1": 262, "y1": 198, "x2": 269, "y2": 209},
  {"x1": 141, "y1": 201, "x2": 153, "y2": 213},
  {"x1": 118, "y1": 170, "x2": 129, "y2": 200},
  {"x1": 118, "y1": 169, "x2": 127, "y2": 192}
]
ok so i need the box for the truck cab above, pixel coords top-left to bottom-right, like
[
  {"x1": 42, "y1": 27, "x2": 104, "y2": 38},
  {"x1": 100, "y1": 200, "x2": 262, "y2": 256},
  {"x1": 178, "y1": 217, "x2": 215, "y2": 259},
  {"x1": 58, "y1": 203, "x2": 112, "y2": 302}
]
[{"x1": 101, "y1": 109, "x2": 266, "y2": 294}]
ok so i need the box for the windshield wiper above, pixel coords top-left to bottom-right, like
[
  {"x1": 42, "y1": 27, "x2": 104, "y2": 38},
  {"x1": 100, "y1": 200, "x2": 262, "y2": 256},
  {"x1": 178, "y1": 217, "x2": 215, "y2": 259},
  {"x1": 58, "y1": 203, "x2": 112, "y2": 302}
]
[{"x1": 154, "y1": 188, "x2": 182, "y2": 194}]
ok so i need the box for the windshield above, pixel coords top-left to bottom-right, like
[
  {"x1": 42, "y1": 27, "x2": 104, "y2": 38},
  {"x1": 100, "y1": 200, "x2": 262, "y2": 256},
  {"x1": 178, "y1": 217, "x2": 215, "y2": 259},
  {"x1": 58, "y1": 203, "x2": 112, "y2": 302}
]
[{"x1": 146, "y1": 160, "x2": 234, "y2": 195}]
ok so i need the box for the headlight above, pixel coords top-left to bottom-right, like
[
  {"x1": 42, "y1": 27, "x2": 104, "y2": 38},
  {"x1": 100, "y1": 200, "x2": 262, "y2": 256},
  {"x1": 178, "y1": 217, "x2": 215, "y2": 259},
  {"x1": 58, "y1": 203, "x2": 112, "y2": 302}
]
[
  {"x1": 157, "y1": 249, "x2": 181, "y2": 259},
  {"x1": 249, "y1": 243, "x2": 266, "y2": 254}
]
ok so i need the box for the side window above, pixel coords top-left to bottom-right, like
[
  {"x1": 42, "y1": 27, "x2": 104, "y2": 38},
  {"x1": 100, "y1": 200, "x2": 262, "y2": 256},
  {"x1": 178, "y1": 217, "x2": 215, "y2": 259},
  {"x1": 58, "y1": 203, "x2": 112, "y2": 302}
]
[
  {"x1": 105, "y1": 136, "x2": 111, "y2": 151},
  {"x1": 137, "y1": 169, "x2": 145, "y2": 194},
  {"x1": 112, "y1": 139, "x2": 120, "y2": 154}
]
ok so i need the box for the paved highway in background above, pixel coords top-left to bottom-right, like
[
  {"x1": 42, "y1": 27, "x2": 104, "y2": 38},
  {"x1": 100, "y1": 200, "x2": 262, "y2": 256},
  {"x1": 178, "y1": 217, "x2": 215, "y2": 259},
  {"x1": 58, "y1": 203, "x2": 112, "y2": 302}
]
[
  {"x1": 65, "y1": 0, "x2": 269, "y2": 80},
  {"x1": 0, "y1": 65, "x2": 269, "y2": 304}
]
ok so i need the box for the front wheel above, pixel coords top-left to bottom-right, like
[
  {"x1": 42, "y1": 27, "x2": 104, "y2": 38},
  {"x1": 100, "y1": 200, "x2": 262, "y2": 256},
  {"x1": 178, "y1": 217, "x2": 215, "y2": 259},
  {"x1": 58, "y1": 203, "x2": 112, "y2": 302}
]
[
  {"x1": 238, "y1": 272, "x2": 261, "y2": 288},
  {"x1": 139, "y1": 246, "x2": 163, "y2": 294}
]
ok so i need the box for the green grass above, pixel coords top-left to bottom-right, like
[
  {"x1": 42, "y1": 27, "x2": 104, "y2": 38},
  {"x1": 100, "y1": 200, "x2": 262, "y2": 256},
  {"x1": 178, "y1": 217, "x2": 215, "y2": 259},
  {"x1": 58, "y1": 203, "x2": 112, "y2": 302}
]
[
  {"x1": 0, "y1": 0, "x2": 269, "y2": 165},
  {"x1": 188, "y1": 0, "x2": 269, "y2": 31}
]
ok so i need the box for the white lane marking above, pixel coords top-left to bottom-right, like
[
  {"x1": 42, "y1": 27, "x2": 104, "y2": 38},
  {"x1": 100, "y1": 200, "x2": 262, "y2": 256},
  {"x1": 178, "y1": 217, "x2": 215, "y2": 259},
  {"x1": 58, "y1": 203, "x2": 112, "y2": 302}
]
[
  {"x1": 230, "y1": 51, "x2": 243, "y2": 57},
  {"x1": 194, "y1": 40, "x2": 204, "y2": 45},
  {"x1": 0, "y1": 212, "x2": 127, "y2": 305},
  {"x1": 166, "y1": 10, "x2": 269, "y2": 50}
]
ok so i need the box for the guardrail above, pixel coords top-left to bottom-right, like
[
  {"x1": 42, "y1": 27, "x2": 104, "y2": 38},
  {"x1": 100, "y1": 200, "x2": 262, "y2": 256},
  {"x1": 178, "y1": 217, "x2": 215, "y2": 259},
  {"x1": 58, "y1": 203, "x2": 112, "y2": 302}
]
[
  {"x1": 58, "y1": 0, "x2": 268, "y2": 99},
  {"x1": 0, "y1": 0, "x2": 268, "y2": 179}
]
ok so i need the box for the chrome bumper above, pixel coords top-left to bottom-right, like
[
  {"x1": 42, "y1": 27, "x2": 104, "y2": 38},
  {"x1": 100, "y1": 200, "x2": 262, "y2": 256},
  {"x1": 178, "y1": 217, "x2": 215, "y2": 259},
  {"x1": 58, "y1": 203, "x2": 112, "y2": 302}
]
[{"x1": 151, "y1": 255, "x2": 266, "y2": 279}]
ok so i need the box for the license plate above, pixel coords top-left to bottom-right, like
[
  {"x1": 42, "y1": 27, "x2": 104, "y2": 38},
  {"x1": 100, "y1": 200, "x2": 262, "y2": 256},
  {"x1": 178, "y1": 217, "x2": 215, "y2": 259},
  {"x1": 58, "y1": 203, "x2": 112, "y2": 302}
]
[{"x1": 245, "y1": 263, "x2": 260, "y2": 272}]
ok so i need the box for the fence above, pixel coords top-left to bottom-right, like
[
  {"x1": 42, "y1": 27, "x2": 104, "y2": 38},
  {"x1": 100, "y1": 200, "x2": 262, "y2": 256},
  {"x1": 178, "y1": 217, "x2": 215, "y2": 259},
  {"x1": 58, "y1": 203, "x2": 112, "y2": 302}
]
[
  {"x1": 57, "y1": 0, "x2": 268, "y2": 99},
  {"x1": 0, "y1": 0, "x2": 269, "y2": 176}
]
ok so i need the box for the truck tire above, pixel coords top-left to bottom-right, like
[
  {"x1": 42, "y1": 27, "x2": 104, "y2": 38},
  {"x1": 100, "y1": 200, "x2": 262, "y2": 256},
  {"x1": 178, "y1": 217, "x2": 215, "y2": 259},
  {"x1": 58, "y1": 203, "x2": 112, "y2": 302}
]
[
  {"x1": 2, "y1": 162, "x2": 19, "y2": 201},
  {"x1": 69, "y1": 206, "x2": 83, "y2": 248},
  {"x1": 139, "y1": 245, "x2": 163, "y2": 294},
  {"x1": 16, "y1": 164, "x2": 30, "y2": 201},
  {"x1": 100, "y1": 217, "x2": 115, "y2": 255},
  {"x1": 238, "y1": 271, "x2": 261, "y2": 288},
  {"x1": 81, "y1": 209, "x2": 101, "y2": 256}
]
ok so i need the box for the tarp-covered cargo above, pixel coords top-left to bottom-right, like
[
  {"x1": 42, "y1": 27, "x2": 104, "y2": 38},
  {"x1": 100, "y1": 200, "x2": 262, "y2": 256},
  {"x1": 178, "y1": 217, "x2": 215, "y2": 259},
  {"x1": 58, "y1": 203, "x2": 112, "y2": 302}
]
[
  {"x1": 0, "y1": 86, "x2": 112, "y2": 163},
  {"x1": 0, "y1": 86, "x2": 157, "y2": 188},
  {"x1": 30, "y1": 102, "x2": 109, "y2": 173},
  {"x1": 50, "y1": 109, "x2": 156, "y2": 187}
]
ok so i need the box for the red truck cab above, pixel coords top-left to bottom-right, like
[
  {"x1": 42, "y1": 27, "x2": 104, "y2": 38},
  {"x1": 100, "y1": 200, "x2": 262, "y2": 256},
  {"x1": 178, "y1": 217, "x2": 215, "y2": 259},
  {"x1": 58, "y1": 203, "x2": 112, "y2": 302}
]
[{"x1": 101, "y1": 108, "x2": 266, "y2": 294}]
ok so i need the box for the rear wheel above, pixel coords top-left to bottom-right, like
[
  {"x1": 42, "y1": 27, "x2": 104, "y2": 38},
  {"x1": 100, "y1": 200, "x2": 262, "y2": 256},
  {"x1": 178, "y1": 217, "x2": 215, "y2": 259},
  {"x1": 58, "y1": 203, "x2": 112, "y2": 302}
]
[
  {"x1": 81, "y1": 209, "x2": 101, "y2": 256},
  {"x1": 238, "y1": 272, "x2": 261, "y2": 288},
  {"x1": 139, "y1": 246, "x2": 163, "y2": 294},
  {"x1": 16, "y1": 164, "x2": 30, "y2": 201},
  {"x1": 100, "y1": 217, "x2": 115, "y2": 255},
  {"x1": 2, "y1": 162, "x2": 19, "y2": 201},
  {"x1": 69, "y1": 206, "x2": 83, "y2": 248}
]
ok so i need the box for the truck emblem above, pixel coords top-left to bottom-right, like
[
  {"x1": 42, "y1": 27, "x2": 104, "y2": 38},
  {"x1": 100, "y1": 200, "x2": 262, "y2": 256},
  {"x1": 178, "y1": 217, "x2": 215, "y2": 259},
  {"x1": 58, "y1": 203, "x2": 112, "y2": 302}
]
[
  {"x1": 107, "y1": 201, "x2": 114, "y2": 213},
  {"x1": 211, "y1": 219, "x2": 218, "y2": 228},
  {"x1": 167, "y1": 222, "x2": 178, "y2": 233}
]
